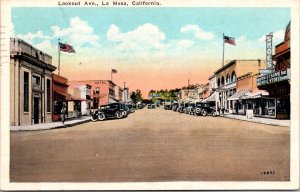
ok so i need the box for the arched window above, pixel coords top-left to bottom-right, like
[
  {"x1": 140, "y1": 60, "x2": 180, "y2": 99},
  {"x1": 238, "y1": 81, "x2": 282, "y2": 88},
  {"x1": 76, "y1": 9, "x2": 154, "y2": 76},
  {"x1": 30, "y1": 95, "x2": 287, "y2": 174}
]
[
  {"x1": 217, "y1": 78, "x2": 220, "y2": 87},
  {"x1": 221, "y1": 76, "x2": 225, "y2": 86},
  {"x1": 226, "y1": 74, "x2": 230, "y2": 84},
  {"x1": 231, "y1": 71, "x2": 236, "y2": 82}
]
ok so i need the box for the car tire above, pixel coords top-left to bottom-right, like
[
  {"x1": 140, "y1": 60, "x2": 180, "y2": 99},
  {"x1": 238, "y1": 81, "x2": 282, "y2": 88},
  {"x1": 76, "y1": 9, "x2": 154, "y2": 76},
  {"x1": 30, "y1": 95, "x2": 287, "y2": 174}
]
[
  {"x1": 91, "y1": 113, "x2": 98, "y2": 122},
  {"x1": 98, "y1": 112, "x2": 106, "y2": 121},
  {"x1": 201, "y1": 109, "x2": 207, "y2": 117},
  {"x1": 116, "y1": 111, "x2": 123, "y2": 119},
  {"x1": 212, "y1": 111, "x2": 217, "y2": 117}
]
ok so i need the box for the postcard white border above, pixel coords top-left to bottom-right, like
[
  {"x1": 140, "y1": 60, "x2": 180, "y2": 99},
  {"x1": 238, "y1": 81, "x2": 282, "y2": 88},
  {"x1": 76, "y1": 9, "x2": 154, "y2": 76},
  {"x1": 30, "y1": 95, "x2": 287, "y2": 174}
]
[{"x1": 1, "y1": 0, "x2": 299, "y2": 190}]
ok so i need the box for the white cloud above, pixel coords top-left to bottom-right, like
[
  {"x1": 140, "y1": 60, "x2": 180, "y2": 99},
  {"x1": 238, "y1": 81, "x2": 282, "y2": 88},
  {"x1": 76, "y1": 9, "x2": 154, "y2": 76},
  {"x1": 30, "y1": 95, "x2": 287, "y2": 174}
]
[
  {"x1": 177, "y1": 39, "x2": 194, "y2": 49},
  {"x1": 107, "y1": 23, "x2": 167, "y2": 51},
  {"x1": 258, "y1": 29, "x2": 284, "y2": 44},
  {"x1": 34, "y1": 40, "x2": 55, "y2": 53},
  {"x1": 17, "y1": 31, "x2": 51, "y2": 44},
  {"x1": 180, "y1": 24, "x2": 214, "y2": 40},
  {"x1": 51, "y1": 16, "x2": 100, "y2": 47}
]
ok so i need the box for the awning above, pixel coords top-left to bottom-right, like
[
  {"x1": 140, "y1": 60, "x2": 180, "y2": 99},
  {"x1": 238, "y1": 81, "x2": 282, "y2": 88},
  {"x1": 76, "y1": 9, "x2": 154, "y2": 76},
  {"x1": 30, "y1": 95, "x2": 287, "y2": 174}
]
[
  {"x1": 241, "y1": 90, "x2": 269, "y2": 99},
  {"x1": 55, "y1": 91, "x2": 71, "y2": 98},
  {"x1": 227, "y1": 89, "x2": 249, "y2": 101},
  {"x1": 202, "y1": 92, "x2": 217, "y2": 102},
  {"x1": 67, "y1": 95, "x2": 85, "y2": 101}
]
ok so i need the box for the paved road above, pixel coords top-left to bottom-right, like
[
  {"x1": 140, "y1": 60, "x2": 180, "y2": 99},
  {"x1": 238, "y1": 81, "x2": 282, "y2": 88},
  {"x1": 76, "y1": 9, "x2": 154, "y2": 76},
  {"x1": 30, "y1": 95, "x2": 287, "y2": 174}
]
[{"x1": 10, "y1": 108, "x2": 290, "y2": 182}]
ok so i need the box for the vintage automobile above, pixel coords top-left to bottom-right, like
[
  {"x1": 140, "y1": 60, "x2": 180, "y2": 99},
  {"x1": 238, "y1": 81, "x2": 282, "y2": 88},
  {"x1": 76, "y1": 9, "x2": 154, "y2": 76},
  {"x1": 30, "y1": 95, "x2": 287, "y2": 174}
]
[
  {"x1": 171, "y1": 102, "x2": 179, "y2": 111},
  {"x1": 91, "y1": 102, "x2": 127, "y2": 121},
  {"x1": 147, "y1": 104, "x2": 155, "y2": 109},
  {"x1": 177, "y1": 102, "x2": 186, "y2": 113},
  {"x1": 200, "y1": 102, "x2": 218, "y2": 117},
  {"x1": 186, "y1": 103, "x2": 196, "y2": 115},
  {"x1": 125, "y1": 104, "x2": 135, "y2": 113},
  {"x1": 182, "y1": 103, "x2": 190, "y2": 114},
  {"x1": 164, "y1": 101, "x2": 172, "y2": 110}
]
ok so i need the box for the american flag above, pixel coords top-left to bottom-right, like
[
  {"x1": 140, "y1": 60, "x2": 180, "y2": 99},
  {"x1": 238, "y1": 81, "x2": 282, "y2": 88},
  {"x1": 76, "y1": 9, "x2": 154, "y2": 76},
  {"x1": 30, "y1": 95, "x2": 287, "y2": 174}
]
[
  {"x1": 111, "y1": 69, "x2": 117, "y2": 73},
  {"x1": 59, "y1": 42, "x2": 76, "y2": 53},
  {"x1": 224, "y1": 35, "x2": 236, "y2": 46}
]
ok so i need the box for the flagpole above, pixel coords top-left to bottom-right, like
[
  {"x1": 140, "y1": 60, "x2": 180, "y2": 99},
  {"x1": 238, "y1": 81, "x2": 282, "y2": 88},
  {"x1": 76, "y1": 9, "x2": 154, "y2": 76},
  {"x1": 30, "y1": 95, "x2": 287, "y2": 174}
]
[
  {"x1": 222, "y1": 33, "x2": 225, "y2": 67},
  {"x1": 111, "y1": 68, "x2": 113, "y2": 81},
  {"x1": 58, "y1": 38, "x2": 61, "y2": 76}
]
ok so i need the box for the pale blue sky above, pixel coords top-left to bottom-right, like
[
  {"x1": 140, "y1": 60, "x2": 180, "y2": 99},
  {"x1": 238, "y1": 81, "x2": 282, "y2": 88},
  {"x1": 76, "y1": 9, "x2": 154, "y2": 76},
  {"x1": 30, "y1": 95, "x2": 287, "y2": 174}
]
[
  {"x1": 11, "y1": 7, "x2": 291, "y2": 94},
  {"x1": 13, "y1": 7, "x2": 290, "y2": 45}
]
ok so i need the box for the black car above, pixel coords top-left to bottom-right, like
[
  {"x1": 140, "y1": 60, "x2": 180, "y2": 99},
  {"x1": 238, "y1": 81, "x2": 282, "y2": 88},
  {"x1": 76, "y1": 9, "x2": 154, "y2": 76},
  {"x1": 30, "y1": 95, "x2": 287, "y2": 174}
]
[
  {"x1": 91, "y1": 102, "x2": 126, "y2": 121},
  {"x1": 171, "y1": 102, "x2": 179, "y2": 111},
  {"x1": 164, "y1": 102, "x2": 172, "y2": 110},
  {"x1": 177, "y1": 103, "x2": 185, "y2": 113},
  {"x1": 185, "y1": 103, "x2": 196, "y2": 115},
  {"x1": 147, "y1": 104, "x2": 155, "y2": 109},
  {"x1": 199, "y1": 102, "x2": 218, "y2": 117}
]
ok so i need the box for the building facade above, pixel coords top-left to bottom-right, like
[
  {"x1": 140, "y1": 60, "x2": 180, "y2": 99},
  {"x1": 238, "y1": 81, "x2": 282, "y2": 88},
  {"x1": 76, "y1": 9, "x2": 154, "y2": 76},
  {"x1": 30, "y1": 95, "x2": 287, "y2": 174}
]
[
  {"x1": 10, "y1": 38, "x2": 56, "y2": 126},
  {"x1": 77, "y1": 80, "x2": 117, "y2": 109},
  {"x1": 52, "y1": 74, "x2": 69, "y2": 121},
  {"x1": 256, "y1": 21, "x2": 291, "y2": 119},
  {"x1": 68, "y1": 81, "x2": 92, "y2": 116},
  {"x1": 214, "y1": 59, "x2": 266, "y2": 112}
]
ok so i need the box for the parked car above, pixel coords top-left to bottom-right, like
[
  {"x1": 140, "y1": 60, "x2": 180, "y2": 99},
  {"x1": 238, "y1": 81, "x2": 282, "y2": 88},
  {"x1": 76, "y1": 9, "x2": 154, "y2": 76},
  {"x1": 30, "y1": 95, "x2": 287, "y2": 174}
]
[
  {"x1": 177, "y1": 102, "x2": 185, "y2": 113},
  {"x1": 200, "y1": 102, "x2": 218, "y2": 117},
  {"x1": 125, "y1": 104, "x2": 135, "y2": 113},
  {"x1": 147, "y1": 104, "x2": 155, "y2": 109},
  {"x1": 164, "y1": 101, "x2": 172, "y2": 110},
  {"x1": 186, "y1": 103, "x2": 196, "y2": 115},
  {"x1": 91, "y1": 102, "x2": 127, "y2": 121},
  {"x1": 172, "y1": 102, "x2": 179, "y2": 111},
  {"x1": 137, "y1": 103, "x2": 145, "y2": 109}
]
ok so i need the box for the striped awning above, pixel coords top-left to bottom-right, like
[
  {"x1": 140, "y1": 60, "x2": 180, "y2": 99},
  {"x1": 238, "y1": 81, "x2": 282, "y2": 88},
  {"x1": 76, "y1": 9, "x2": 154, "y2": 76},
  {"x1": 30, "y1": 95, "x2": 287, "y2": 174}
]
[
  {"x1": 227, "y1": 89, "x2": 249, "y2": 101},
  {"x1": 241, "y1": 90, "x2": 269, "y2": 99}
]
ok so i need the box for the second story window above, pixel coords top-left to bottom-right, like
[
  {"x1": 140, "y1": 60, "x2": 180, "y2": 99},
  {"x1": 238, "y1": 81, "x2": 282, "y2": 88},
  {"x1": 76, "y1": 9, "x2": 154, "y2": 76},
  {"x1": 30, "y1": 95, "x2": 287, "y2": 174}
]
[
  {"x1": 32, "y1": 75, "x2": 40, "y2": 86},
  {"x1": 94, "y1": 87, "x2": 99, "y2": 94}
]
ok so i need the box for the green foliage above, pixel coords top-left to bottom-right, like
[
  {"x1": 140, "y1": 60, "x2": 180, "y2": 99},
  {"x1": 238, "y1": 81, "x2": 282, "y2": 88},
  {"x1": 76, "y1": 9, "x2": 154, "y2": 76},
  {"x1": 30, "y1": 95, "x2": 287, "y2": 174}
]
[{"x1": 130, "y1": 89, "x2": 143, "y2": 104}]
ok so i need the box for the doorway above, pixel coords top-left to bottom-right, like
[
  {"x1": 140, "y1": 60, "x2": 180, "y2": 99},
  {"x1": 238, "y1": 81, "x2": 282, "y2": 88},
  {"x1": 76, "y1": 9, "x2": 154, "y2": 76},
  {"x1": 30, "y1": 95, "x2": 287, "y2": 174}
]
[{"x1": 33, "y1": 97, "x2": 40, "y2": 124}]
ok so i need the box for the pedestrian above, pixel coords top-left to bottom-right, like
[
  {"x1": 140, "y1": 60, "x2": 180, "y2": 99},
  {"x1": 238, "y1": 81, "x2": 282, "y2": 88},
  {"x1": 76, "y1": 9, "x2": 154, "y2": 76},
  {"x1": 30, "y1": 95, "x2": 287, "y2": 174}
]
[
  {"x1": 221, "y1": 106, "x2": 225, "y2": 115},
  {"x1": 61, "y1": 103, "x2": 67, "y2": 124}
]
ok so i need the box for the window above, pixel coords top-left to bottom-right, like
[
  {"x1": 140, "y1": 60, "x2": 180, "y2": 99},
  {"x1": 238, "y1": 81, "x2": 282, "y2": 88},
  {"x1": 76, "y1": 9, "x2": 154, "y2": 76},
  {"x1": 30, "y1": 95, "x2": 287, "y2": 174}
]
[
  {"x1": 47, "y1": 79, "x2": 51, "y2": 112},
  {"x1": 24, "y1": 72, "x2": 29, "y2": 112},
  {"x1": 231, "y1": 71, "x2": 236, "y2": 82},
  {"x1": 217, "y1": 78, "x2": 220, "y2": 87},
  {"x1": 226, "y1": 74, "x2": 230, "y2": 84},
  {"x1": 221, "y1": 76, "x2": 225, "y2": 86},
  {"x1": 94, "y1": 87, "x2": 99, "y2": 94},
  {"x1": 32, "y1": 75, "x2": 40, "y2": 86}
]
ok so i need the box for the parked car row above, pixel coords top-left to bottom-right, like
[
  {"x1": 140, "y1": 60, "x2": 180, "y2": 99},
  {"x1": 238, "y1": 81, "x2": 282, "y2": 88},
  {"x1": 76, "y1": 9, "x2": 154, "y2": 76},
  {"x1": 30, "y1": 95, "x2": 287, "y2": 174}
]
[
  {"x1": 167, "y1": 101, "x2": 218, "y2": 117},
  {"x1": 91, "y1": 103, "x2": 136, "y2": 122}
]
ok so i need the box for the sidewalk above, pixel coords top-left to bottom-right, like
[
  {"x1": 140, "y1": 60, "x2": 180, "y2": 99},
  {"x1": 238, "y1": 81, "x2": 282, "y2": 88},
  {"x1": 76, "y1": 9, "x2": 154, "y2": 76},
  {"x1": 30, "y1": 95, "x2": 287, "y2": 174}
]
[
  {"x1": 11, "y1": 116, "x2": 91, "y2": 131},
  {"x1": 223, "y1": 113, "x2": 290, "y2": 127}
]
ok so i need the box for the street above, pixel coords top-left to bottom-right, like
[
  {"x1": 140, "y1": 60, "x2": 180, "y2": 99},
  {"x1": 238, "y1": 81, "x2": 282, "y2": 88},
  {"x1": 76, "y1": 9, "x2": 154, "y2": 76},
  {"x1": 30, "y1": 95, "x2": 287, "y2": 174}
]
[{"x1": 10, "y1": 108, "x2": 290, "y2": 182}]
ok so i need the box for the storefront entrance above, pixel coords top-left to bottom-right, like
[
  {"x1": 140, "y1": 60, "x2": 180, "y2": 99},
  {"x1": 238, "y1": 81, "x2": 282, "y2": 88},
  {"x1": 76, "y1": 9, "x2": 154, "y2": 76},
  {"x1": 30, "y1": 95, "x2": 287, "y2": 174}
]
[{"x1": 33, "y1": 97, "x2": 40, "y2": 124}]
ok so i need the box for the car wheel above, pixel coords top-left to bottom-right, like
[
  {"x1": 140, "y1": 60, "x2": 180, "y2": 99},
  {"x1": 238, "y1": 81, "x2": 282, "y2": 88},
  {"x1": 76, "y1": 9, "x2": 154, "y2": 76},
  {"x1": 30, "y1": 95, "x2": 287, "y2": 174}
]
[
  {"x1": 98, "y1": 112, "x2": 106, "y2": 121},
  {"x1": 201, "y1": 109, "x2": 207, "y2": 117},
  {"x1": 91, "y1": 113, "x2": 98, "y2": 122},
  {"x1": 212, "y1": 111, "x2": 217, "y2": 117},
  {"x1": 116, "y1": 111, "x2": 123, "y2": 119}
]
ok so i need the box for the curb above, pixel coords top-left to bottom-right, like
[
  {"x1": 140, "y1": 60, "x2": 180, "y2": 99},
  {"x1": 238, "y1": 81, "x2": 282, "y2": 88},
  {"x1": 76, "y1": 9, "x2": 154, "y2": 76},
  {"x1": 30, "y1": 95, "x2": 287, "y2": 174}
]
[
  {"x1": 221, "y1": 115, "x2": 289, "y2": 127},
  {"x1": 11, "y1": 118, "x2": 91, "y2": 132}
]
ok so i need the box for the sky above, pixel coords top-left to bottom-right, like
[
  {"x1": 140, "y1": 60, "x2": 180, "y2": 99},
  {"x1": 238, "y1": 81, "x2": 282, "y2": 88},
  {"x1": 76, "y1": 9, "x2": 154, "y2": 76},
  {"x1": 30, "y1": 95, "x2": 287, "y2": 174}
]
[{"x1": 12, "y1": 7, "x2": 291, "y2": 97}]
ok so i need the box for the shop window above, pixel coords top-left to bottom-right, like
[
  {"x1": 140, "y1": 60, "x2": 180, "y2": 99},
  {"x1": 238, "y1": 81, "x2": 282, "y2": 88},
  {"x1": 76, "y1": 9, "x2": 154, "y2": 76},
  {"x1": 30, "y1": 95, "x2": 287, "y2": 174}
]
[
  {"x1": 24, "y1": 72, "x2": 29, "y2": 112},
  {"x1": 268, "y1": 99, "x2": 276, "y2": 108},
  {"x1": 53, "y1": 101, "x2": 63, "y2": 115}
]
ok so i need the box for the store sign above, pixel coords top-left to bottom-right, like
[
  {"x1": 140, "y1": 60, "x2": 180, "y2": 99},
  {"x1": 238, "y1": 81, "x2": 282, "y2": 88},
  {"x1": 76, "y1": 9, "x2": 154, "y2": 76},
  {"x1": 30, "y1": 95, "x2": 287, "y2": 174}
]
[
  {"x1": 257, "y1": 69, "x2": 290, "y2": 86},
  {"x1": 266, "y1": 33, "x2": 273, "y2": 70}
]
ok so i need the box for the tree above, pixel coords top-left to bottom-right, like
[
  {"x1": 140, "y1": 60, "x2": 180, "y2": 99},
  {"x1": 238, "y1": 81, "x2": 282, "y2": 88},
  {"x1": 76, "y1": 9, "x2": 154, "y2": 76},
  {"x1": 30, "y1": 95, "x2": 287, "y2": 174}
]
[{"x1": 130, "y1": 89, "x2": 143, "y2": 104}]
